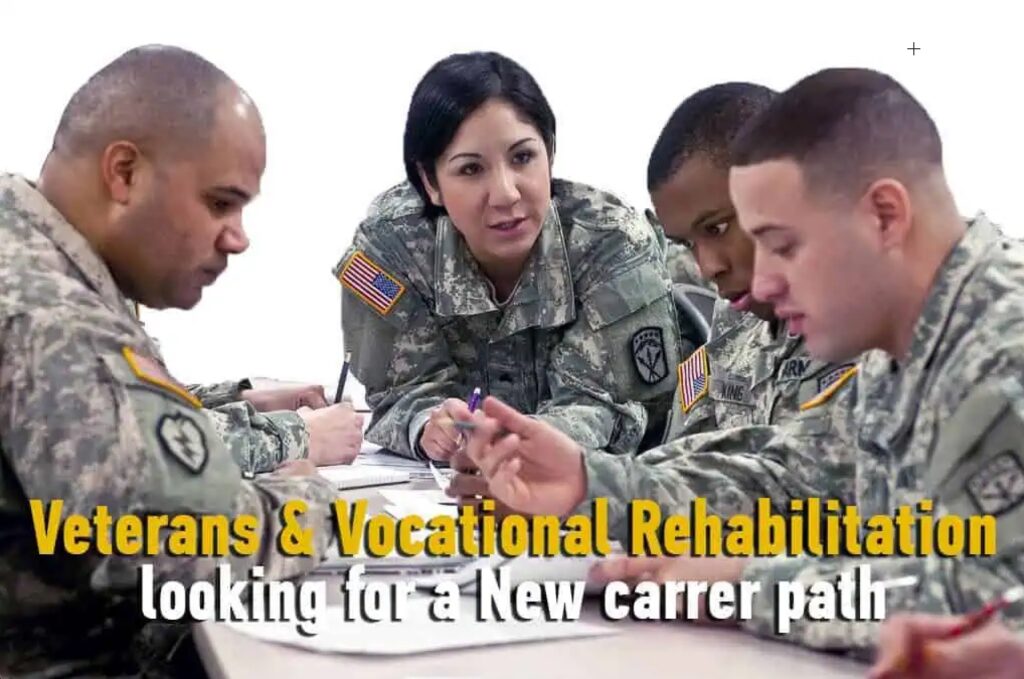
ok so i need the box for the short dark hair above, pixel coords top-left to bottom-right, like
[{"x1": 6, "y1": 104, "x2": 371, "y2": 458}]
[
  {"x1": 647, "y1": 82, "x2": 776, "y2": 192},
  {"x1": 52, "y1": 45, "x2": 244, "y2": 158},
  {"x1": 730, "y1": 68, "x2": 942, "y2": 200},
  {"x1": 403, "y1": 51, "x2": 556, "y2": 218}
]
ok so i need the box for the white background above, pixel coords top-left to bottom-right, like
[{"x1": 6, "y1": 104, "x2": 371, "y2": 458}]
[{"x1": 2, "y1": 1, "x2": 1019, "y2": 396}]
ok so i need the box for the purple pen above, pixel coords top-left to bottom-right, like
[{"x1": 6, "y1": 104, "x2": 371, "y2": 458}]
[{"x1": 467, "y1": 387, "x2": 482, "y2": 412}]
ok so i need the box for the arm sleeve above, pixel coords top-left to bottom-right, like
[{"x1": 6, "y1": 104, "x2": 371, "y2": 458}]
[
  {"x1": 186, "y1": 378, "x2": 252, "y2": 408},
  {"x1": 0, "y1": 310, "x2": 337, "y2": 599},
  {"x1": 337, "y1": 242, "x2": 463, "y2": 459},
  {"x1": 738, "y1": 377, "x2": 1024, "y2": 659},
  {"x1": 205, "y1": 405, "x2": 309, "y2": 473},
  {"x1": 533, "y1": 221, "x2": 682, "y2": 455},
  {"x1": 581, "y1": 372, "x2": 860, "y2": 543}
]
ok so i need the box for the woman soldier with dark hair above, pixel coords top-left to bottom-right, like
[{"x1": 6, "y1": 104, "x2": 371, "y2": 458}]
[{"x1": 335, "y1": 51, "x2": 681, "y2": 461}]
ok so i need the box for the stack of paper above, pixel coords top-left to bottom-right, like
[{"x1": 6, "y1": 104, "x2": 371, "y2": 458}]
[
  {"x1": 353, "y1": 448, "x2": 437, "y2": 480},
  {"x1": 225, "y1": 594, "x2": 617, "y2": 655},
  {"x1": 317, "y1": 465, "x2": 409, "y2": 490},
  {"x1": 380, "y1": 489, "x2": 457, "y2": 520}
]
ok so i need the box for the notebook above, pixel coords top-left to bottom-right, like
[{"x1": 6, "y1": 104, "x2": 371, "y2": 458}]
[{"x1": 317, "y1": 464, "x2": 410, "y2": 490}]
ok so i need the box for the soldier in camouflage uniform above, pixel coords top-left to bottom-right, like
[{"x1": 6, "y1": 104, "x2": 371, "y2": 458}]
[
  {"x1": 338, "y1": 52, "x2": 680, "y2": 461},
  {"x1": 450, "y1": 83, "x2": 863, "y2": 533},
  {"x1": 584, "y1": 68, "x2": 1024, "y2": 662},
  {"x1": 187, "y1": 379, "x2": 361, "y2": 477},
  {"x1": 646, "y1": 83, "x2": 859, "y2": 443},
  {"x1": 0, "y1": 46, "x2": 343, "y2": 677}
]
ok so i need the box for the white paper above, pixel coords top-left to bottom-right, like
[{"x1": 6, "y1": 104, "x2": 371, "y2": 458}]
[
  {"x1": 353, "y1": 449, "x2": 425, "y2": 469},
  {"x1": 225, "y1": 594, "x2": 616, "y2": 655},
  {"x1": 317, "y1": 465, "x2": 409, "y2": 490},
  {"x1": 380, "y1": 489, "x2": 458, "y2": 520}
]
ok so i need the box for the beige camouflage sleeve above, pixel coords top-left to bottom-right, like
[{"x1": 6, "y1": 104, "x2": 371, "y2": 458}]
[
  {"x1": 0, "y1": 309, "x2": 337, "y2": 594},
  {"x1": 338, "y1": 244, "x2": 464, "y2": 459},
  {"x1": 536, "y1": 225, "x2": 683, "y2": 455},
  {"x1": 205, "y1": 405, "x2": 309, "y2": 475},
  {"x1": 537, "y1": 287, "x2": 680, "y2": 455},
  {"x1": 582, "y1": 377, "x2": 860, "y2": 543},
  {"x1": 739, "y1": 377, "x2": 1024, "y2": 659},
  {"x1": 186, "y1": 379, "x2": 250, "y2": 408}
]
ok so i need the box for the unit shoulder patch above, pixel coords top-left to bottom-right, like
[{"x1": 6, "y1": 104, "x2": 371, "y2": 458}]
[
  {"x1": 678, "y1": 345, "x2": 710, "y2": 413},
  {"x1": 157, "y1": 413, "x2": 209, "y2": 474},
  {"x1": 339, "y1": 250, "x2": 406, "y2": 316},
  {"x1": 631, "y1": 327, "x2": 669, "y2": 384}
]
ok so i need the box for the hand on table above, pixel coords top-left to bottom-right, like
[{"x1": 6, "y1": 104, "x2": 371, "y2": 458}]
[{"x1": 273, "y1": 459, "x2": 319, "y2": 477}]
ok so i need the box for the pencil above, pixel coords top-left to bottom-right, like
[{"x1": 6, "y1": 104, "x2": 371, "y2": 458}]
[{"x1": 334, "y1": 351, "x2": 352, "y2": 404}]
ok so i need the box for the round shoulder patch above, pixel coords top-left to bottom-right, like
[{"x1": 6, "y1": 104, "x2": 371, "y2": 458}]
[{"x1": 157, "y1": 413, "x2": 209, "y2": 474}]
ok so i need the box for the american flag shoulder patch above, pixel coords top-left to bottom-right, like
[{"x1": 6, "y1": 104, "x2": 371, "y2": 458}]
[
  {"x1": 339, "y1": 250, "x2": 406, "y2": 316},
  {"x1": 677, "y1": 345, "x2": 710, "y2": 413}
]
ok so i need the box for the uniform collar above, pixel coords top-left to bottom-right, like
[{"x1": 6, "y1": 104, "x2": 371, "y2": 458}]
[
  {"x1": 433, "y1": 199, "x2": 575, "y2": 338},
  {"x1": 1, "y1": 173, "x2": 137, "y2": 318},
  {"x1": 859, "y1": 213, "x2": 1003, "y2": 446}
]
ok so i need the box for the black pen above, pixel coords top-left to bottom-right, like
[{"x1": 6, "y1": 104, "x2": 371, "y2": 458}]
[{"x1": 334, "y1": 351, "x2": 352, "y2": 404}]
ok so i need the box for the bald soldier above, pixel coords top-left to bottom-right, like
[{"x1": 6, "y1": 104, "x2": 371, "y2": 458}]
[
  {"x1": 0, "y1": 46, "x2": 344, "y2": 676},
  {"x1": 571, "y1": 68, "x2": 1024, "y2": 661},
  {"x1": 447, "y1": 83, "x2": 861, "y2": 537},
  {"x1": 43, "y1": 47, "x2": 363, "y2": 475}
]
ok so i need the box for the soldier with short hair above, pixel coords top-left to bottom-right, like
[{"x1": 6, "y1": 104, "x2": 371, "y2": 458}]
[{"x1": 0, "y1": 45, "x2": 346, "y2": 677}]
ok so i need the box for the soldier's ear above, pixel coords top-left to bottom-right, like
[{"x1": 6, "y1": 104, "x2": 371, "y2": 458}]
[
  {"x1": 101, "y1": 141, "x2": 144, "y2": 205},
  {"x1": 417, "y1": 164, "x2": 443, "y2": 207},
  {"x1": 863, "y1": 179, "x2": 912, "y2": 251}
]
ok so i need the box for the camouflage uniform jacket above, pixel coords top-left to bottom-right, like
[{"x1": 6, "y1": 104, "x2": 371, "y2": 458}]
[
  {"x1": 337, "y1": 179, "x2": 682, "y2": 458},
  {"x1": 582, "y1": 298, "x2": 861, "y2": 541},
  {"x1": 665, "y1": 299, "x2": 858, "y2": 439},
  {"x1": 739, "y1": 214, "x2": 1024, "y2": 657},
  {"x1": 0, "y1": 174, "x2": 336, "y2": 676},
  {"x1": 126, "y1": 310, "x2": 311, "y2": 475}
]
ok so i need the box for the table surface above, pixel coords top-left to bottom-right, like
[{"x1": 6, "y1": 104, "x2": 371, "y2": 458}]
[{"x1": 195, "y1": 457, "x2": 868, "y2": 679}]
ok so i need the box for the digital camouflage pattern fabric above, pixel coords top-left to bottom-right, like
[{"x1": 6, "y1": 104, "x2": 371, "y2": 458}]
[
  {"x1": 0, "y1": 174, "x2": 337, "y2": 677},
  {"x1": 186, "y1": 379, "x2": 310, "y2": 476},
  {"x1": 580, "y1": 294, "x2": 862, "y2": 542},
  {"x1": 665, "y1": 299, "x2": 858, "y2": 438},
  {"x1": 126, "y1": 316, "x2": 311, "y2": 475},
  {"x1": 337, "y1": 179, "x2": 682, "y2": 458},
  {"x1": 738, "y1": 215, "x2": 1024, "y2": 658}
]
